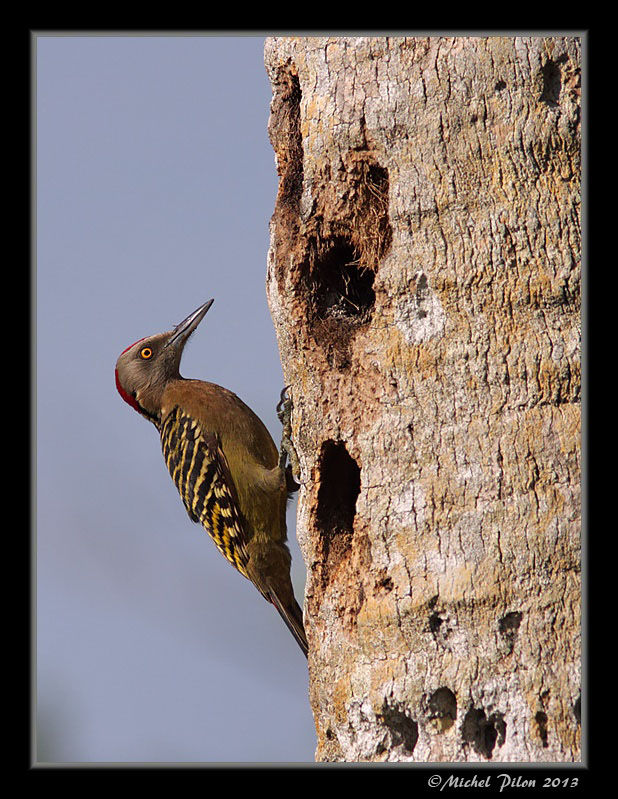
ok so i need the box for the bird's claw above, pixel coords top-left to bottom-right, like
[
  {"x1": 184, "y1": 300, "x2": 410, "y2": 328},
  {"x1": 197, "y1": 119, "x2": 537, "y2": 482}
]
[{"x1": 276, "y1": 385, "x2": 291, "y2": 424}]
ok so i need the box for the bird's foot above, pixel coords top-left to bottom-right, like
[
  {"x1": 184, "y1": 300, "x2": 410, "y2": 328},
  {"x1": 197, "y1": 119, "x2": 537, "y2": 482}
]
[{"x1": 277, "y1": 386, "x2": 301, "y2": 491}]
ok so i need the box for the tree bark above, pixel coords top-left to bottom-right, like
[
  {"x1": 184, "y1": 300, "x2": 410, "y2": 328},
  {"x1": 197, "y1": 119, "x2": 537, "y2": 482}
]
[{"x1": 265, "y1": 36, "x2": 581, "y2": 763}]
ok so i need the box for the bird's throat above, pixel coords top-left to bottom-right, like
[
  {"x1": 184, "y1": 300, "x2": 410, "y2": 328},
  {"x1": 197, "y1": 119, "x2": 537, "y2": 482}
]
[{"x1": 115, "y1": 369, "x2": 159, "y2": 424}]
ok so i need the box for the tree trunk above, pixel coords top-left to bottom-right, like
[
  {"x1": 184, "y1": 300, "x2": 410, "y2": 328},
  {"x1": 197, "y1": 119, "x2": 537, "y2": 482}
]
[{"x1": 265, "y1": 36, "x2": 581, "y2": 763}]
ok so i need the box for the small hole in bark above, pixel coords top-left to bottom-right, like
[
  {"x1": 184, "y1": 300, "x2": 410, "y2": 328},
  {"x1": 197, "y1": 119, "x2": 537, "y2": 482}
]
[
  {"x1": 379, "y1": 701, "x2": 419, "y2": 755},
  {"x1": 375, "y1": 574, "x2": 393, "y2": 593},
  {"x1": 573, "y1": 694, "x2": 581, "y2": 725},
  {"x1": 498, "y1": 610, "x2": 523, "y2": 655},
  {"x1": 429, "y1": 612, "x2": 443, "y2": 634},
  {"x1": 499, "y1": 610, "x2": 522, "y2": 635},
  {"x1": 428, "y1": 688, "x2": 458, "y2": 732},
  {"x1": 462, "y1": 707, "x2": 506, "y2": 760},
  {"x1": 495, "y1": 79, "x2": 507, "y2": 91},
  {"x1": 540, "y1": 57, "x2": 566, "y2": 106},
  {"x1": 415, "y1": 272, "x2": 429, "y2": 319},
  {"x1": 535, "y1": 711, "x2": 549, "y2": 748}
]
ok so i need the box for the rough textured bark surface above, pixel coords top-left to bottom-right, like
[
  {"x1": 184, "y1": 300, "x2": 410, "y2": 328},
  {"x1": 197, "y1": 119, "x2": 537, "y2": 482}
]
[{"x1": 265, "y1": 36, "x2": 581, "y2": 763}]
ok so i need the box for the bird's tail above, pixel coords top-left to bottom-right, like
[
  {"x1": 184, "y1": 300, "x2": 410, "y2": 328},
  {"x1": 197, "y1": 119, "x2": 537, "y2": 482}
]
[{"x1": 268, "y1": 590, "x2": 308, "y2": 658}]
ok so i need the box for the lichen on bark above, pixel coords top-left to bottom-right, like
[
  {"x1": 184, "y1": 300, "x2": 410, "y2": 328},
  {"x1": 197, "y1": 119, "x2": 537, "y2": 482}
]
[{"x1": 265, "y1": 36, "x2": 581, "y2": 763}]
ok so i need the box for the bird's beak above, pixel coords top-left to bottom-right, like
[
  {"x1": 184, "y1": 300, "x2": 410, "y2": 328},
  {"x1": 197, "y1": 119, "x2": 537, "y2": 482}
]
[{"x1": 165, "y1": 299, "x2": 214, "y2": 350}]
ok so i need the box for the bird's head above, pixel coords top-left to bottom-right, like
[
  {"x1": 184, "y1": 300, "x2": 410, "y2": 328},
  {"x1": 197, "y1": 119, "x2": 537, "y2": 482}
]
[{"x1": 115, "y1": 299, "x2": 214, "y2": 421}]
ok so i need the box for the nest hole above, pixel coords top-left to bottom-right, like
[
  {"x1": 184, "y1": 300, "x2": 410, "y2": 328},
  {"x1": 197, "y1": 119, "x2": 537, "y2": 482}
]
[
  {"x1": 317, "y1": 440, "x2": 360, "y2": 536},
  {"x1": 310, "y1": 237, "x2": 376, "y2": 324},
  {"x1": 316, "y1": 441, "x2": 360, "y2": 586}
]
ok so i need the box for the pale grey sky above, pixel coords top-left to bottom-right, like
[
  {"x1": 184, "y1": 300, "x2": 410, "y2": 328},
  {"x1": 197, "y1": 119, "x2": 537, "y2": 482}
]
[{"x1": 36, "y1": 34, "x2": 314, "y2": 763}]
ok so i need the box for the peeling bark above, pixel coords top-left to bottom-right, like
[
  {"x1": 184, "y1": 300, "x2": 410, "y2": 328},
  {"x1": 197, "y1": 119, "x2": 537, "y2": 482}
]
[{"x1": 265, "y1": 36, "x2": 581, "y2": 763}]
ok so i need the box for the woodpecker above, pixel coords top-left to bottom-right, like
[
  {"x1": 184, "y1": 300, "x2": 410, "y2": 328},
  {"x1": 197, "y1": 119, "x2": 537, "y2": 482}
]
[{"x1": 115, "y1": 299, "x2": 308, "y2": 657}]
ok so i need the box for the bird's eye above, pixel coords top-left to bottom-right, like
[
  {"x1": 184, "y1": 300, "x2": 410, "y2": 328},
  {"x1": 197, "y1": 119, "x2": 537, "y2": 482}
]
[{"x1": 140, "y1": 347, "x2": 153, "y2": 360}]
